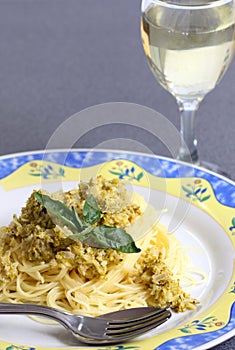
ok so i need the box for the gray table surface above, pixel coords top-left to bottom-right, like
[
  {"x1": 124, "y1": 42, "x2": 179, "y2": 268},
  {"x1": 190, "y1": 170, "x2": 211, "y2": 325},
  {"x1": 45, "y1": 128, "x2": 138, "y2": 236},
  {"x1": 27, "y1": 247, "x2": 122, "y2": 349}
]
[{"x1": 0, "y1": 0, "x2": 234, "y2": 349}]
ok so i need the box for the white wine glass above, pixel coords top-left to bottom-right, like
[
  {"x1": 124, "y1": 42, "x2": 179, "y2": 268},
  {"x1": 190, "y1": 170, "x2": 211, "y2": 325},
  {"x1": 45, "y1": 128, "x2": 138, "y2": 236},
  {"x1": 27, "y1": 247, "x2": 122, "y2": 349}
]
[{"x1": 141, "y1": 0, "x2": 235, "y2": 175}]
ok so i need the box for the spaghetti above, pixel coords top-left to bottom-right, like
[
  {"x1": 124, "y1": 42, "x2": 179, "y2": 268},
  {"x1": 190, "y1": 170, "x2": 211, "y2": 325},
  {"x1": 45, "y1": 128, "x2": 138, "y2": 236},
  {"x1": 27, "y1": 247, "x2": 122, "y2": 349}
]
[{"x1": 0, "y1": 176, "x2": 201, "y2": 316}]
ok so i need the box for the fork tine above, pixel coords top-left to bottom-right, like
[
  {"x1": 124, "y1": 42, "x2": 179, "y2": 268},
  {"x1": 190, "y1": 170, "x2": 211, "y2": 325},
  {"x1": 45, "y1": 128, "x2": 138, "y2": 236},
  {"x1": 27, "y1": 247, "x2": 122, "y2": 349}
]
[
  {"x1": 107, "y1": 316, "x2": 169, "y2": 341},
  {"x1": 97, "y1": 306, "x2": 157, "y2": 321},
  {"x1": 107, "y1": 307, "x2": 170, "y2": 327},
  {"x1": 79, "y1": 309, "x2": 171, "y2": 344},
  {"x1": 106, "y1": 308, "x2": 171, "y2": 336}
]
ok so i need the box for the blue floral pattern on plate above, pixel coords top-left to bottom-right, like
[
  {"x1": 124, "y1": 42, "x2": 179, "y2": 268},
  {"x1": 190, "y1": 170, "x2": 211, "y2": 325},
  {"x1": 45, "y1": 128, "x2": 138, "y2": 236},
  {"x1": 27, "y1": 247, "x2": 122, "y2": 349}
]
[
  {"x1": 0, "y1": 150, "x2": 234, "y2": 207},
  {"x1": 155, "y1": 303, "x2": 235, "y2": 350}
]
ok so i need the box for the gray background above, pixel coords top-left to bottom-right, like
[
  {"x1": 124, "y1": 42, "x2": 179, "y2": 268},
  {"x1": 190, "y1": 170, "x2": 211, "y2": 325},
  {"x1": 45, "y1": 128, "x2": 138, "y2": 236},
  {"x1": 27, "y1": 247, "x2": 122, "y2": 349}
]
[{"x1": 0, "y1": 0, "x2": 234, "y2": 349}]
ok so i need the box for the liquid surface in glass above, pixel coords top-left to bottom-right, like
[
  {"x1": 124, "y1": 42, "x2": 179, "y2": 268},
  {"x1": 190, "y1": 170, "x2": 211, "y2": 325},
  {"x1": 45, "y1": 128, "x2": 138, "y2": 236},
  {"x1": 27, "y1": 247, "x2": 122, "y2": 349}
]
[{"x1": 141, "y1": 3, "x2": 235, "y2": 100}]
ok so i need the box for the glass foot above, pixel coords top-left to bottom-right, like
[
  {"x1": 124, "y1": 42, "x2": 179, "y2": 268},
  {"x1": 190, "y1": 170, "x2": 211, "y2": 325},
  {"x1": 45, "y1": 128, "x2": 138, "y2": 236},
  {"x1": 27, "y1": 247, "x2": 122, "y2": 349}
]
[{"x1": 199, "y1": 160, "x2": 230, "y2": 179}]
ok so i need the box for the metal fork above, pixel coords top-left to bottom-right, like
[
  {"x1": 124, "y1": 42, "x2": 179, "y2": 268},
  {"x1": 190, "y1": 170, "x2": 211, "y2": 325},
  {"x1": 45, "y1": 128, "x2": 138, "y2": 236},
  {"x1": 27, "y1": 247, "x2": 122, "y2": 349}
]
[{"x1": 0, "y1": 302, "x2": 171, "y2": 345}]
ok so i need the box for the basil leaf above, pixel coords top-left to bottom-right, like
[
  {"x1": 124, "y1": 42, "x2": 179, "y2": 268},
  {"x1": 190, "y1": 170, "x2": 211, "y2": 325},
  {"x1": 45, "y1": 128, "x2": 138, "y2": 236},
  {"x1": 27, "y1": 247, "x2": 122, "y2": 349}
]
[
  {"x1": 79, "y1": 225, "x2": 141, "y2": 253},
  {"x1": 83, "y1": 194, "x2": 101, "y2": 224},
  {"x1": 35, "y1": 192, "x2": 141, "y2": 254},
  {"x1": 34, "y1": 192, "x2": 83, "y2": 233}
]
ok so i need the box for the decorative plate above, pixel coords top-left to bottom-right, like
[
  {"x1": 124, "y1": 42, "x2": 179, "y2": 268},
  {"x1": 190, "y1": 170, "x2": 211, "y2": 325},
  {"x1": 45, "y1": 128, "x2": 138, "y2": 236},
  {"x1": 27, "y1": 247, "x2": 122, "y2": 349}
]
[{"x1": 0, "y1": 149, "x2": 234, "y2": 350}]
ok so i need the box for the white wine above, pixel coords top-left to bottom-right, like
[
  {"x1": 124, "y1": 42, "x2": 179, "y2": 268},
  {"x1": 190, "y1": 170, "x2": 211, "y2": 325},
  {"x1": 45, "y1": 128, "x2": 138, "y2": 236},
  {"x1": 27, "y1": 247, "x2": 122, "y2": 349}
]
[{"x1": 142, "y1": 3, "x2": 235, "y2": 100}]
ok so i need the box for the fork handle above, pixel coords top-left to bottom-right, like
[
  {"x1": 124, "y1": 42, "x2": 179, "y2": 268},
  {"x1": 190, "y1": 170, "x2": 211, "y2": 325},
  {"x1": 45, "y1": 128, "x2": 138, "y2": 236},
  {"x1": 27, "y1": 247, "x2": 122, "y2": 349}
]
[{"x1": 0, "y1": 302, "x2": 78, "y2": 330}]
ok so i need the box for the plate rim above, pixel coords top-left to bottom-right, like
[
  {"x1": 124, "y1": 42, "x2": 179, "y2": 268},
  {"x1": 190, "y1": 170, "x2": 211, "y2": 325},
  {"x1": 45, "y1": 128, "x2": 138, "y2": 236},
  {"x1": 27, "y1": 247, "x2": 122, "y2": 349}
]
[{"x1": 0, "y1": 147, "x2": 233, "y2": 179}]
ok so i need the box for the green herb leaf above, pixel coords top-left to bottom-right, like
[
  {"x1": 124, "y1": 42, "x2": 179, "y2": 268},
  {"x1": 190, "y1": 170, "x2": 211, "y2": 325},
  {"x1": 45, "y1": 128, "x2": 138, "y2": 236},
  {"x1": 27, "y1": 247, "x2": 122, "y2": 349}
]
[
  {"x1": 34, "y1": 191, "x2": 140, "y2": 254},
  {"x1": 77, "y1": 225, "x2": 141, "y2": 253},
  {"x1": 83, "y1": 194, "x2": 101, "y2": 224},
  {"x1": 34, "y1": 192, "x2": 83, "y2": 233}
]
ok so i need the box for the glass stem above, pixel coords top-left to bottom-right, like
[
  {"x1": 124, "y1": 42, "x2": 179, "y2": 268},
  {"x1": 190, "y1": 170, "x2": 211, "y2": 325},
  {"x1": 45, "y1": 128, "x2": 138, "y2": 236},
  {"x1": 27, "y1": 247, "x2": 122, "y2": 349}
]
[{"x1": 177, "y1": 99, "x2": 200, "y2": 165}]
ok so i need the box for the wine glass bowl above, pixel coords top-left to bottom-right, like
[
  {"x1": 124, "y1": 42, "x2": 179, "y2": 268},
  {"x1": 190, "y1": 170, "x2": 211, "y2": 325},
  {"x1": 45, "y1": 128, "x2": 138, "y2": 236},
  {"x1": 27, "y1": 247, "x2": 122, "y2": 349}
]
[{"x1": 141, "y1": 0, "x2": 235, "y2": 172}]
